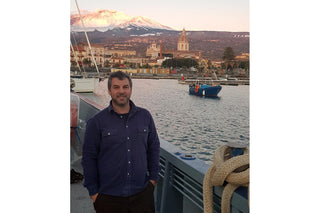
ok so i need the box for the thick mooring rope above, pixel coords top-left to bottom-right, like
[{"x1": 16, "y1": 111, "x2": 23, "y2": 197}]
[{"x1": 203, "y1": 145, "x2": 249, "y2": 213}]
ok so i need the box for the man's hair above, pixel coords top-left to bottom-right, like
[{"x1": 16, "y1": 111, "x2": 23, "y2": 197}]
[{"x1": 108, "y1": 71, "x2": 132, "y2": 91}]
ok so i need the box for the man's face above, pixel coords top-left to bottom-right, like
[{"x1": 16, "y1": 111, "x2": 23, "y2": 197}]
[{"x1": 108, "y1": 77, "x2": 132, "y2": 107}]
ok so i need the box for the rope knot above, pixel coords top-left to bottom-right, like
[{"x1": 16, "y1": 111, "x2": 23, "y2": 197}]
[{"x1": 203, "y1": 144, "x2": 249, "y2": 213}]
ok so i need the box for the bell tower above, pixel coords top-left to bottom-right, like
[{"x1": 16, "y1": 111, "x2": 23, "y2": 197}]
[{"x1": 177, "y1": 28, "x2": 189, "y2": 51}]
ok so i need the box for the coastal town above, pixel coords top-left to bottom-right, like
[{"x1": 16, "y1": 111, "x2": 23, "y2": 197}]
[{"x1": 70, "y1": 29, "x2": 250, "y2": 82}]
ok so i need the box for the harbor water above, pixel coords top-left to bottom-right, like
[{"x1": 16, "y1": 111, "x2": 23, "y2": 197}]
[{"x1": 80, "y1": 79, "x2": 249, "y2": 164}]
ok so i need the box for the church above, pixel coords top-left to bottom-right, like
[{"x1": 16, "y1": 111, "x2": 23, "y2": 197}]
[{"x1": 146, "y1": 29, "x2": 201, "y2": 61}]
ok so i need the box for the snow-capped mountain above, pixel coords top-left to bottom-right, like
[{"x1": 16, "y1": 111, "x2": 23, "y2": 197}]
[{"x1": 70, "y1": 9, "x2": 174, "y2": 32}]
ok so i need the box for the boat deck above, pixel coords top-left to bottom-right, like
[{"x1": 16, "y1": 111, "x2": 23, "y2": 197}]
[{"x1": 71, "y1": 182, "x2": 95, "y2": 213}]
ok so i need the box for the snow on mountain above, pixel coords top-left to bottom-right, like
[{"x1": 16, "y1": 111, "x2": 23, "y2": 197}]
[{"x1": 71, "y1": 9, "x2": 173, "y2": 31}]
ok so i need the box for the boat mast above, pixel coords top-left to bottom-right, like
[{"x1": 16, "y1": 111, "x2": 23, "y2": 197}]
[
  {"x1": 74, "y1": 0, "x2": 100, "y2": 75},
  {"x1": 71, "y1": 32, "x2": 87, "y2": 74}
]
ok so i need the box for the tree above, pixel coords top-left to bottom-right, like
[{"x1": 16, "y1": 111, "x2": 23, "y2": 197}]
[
  {"x1": 222, "y1": 47, "x2": 236, "y2": 76},
  {"x1": 207, "y1": 60, "x2": 212, "y2": 70},
  {"x1": 222, "y1": 47, "x2": 235, "y2": 61},
  {"x1": 104, "y1": 60, "x2": 110, "y2": 67},
  {"x1": 71, "y1": 60, "x2": 77, "y2": 67},
  {"x1": 83, "y1": 58, "x2": 91, "y2": 67},
  {"x1": 162, "y1": 58, "x2": 198, "y2": 68},
  {"x1": 239, "y1": 61, "x2": 249, "y2": 70}
]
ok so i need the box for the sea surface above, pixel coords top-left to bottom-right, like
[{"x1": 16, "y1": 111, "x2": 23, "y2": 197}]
[{"x1": 81, "y1": 79, "x2": 249, "y2": 164}]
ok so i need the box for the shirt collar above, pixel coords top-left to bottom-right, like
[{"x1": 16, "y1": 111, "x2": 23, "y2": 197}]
[{"x1": 106, "y1": 100, "x2": 138, "y2": 114}]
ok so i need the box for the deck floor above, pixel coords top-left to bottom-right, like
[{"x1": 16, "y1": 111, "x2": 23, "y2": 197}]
[
  {"x1": 71, "y1": 181, "x2": 95, "y2": 213},
  {"x1": 71, "y1": 155, "x2": 95, "y2": 213}
]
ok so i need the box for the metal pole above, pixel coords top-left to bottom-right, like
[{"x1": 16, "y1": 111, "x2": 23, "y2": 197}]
[{"x1": 74, "y1": 0, "x2": 100, "y2": 75}]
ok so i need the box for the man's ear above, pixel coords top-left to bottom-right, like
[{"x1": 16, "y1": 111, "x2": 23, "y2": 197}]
[{"x1": 107, "y1": 89, "x2": 111, "y2": 96}]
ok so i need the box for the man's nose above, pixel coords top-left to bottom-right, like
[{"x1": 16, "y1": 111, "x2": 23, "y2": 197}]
[{"x1": 119, "y1": 87, "x2": 125, "y2": 93}]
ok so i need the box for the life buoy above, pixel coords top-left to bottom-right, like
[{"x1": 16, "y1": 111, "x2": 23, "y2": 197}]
[{"x1": 195, "y1": 84, "x2": 200, "y2": 93}]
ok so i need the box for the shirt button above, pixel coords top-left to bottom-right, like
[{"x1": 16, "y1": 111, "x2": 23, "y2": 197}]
[
  {"x1": 127, "y1": 137, "x2": 130, "y2": 140},
  {"x1": 126, "y1": 125, "x2": 128, "y2": 128},
  {"x1": 128, "y1": 161, "x2": 131, "y2": 164},
  {"x1": 127, "y1": 173, "x2": 130, "y2": 176},
  {"x1": 128, "y1": 149, "x2": 130, "y2": 152},
  {"x1": 120, "y1": 116, "x2": 123, "y2": 118}
]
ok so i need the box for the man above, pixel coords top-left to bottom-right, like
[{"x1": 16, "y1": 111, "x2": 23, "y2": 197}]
[{"x1": 82, "y1": 71, "x2": 160, "y2": 213}]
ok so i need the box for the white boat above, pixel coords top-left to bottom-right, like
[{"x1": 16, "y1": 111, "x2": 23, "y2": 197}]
[{"x1": 71, "y1": 77, "x2": 99, "y2": 93}]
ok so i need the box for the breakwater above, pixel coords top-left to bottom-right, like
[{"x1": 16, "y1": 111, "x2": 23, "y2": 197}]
[{"x1": 179, "y1": 79, "x2": 249, "y2": 86}]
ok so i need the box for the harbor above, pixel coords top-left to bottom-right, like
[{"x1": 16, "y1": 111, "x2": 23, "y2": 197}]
[
  {"x1": 71, "y1": 70, "x2": 250, "y2": 89},
  {"x1": 79, "y1": 79, "x2": 249, "y2": 164},
  {"x1": 179, "y1": 79, "x2": 250, "y2": 86}
]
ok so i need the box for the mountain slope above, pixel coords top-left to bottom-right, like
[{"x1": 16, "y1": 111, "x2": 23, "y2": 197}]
[{"x1": 70, "y1": 9, "x2": 173, "y2": 31}]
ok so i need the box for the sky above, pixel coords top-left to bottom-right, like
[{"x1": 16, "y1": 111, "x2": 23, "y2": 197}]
[{"x1": 70, "y1": 0, "x2": 249, "y2": 32}]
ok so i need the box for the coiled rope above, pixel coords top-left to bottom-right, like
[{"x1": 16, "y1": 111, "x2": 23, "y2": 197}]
[{"x1": 203, "y1": 144, "x2": 249, "y2": 213}]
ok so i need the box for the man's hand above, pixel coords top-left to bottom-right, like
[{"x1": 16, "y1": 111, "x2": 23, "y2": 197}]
[
  {"x1": 150, "y1": 180, "x2": 156, "y2": 187},
  {"x1": 90, "y1": 193, "x2": 99, "y2": 202}
]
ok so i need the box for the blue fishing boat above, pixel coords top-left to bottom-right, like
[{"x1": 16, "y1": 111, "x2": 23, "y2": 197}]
[{"x1": 189, "y1": 83, "x2": 222, "y2": 97}]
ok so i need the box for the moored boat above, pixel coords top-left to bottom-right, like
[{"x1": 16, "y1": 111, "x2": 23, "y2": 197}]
[
  {"x1": 71, "y1": 77, "x2": 99, "y2": 93},
  {"x1": 189, "y1": 83, "x2": 222, "y2": 97}
]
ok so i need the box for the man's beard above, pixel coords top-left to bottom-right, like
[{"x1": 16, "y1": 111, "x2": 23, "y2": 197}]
[{"x1": 112, "y1": 94, "x2": 129, "y2": 107}]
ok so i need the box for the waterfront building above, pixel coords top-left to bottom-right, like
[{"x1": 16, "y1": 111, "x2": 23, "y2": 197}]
[
  {"x1": 104, "y1": 49, "x2": 136, "y2": 57},
  {"x1": 212, "y1": 60, "x2": 223, "y2": 68},
  {"x1": 235, "y1": 53, "x2": 250, "y2": 61},
  {"x1": 125, "y1": 57, "x2": 145, "y2": 67},
  {"x1": 70, "y1": 45, "x2": 86, "y2": 66},
  {"x1": 137, "y1": 68, "x2": 170, "y2": 75},
  {"x1": 110, "y1": 68, "x2": 138, "y2": 74},
  {"x1": 70, "y1": 42, "x2": 105, "y2": 66},
  {"x1": 145, "y1": 29, "x2": 201, "y2": 62},
  {"x1": 83, "y1": 43, "x2": 105, "y2": 66},
  {"x1": 146, "y1": 41, "x2": 161, "y2": 59},
  {"x1": 70, "y1": 42, "x2": 136, "y2": 67},
  {"x1": 109, "y1": 57, "x2": 125, "y2": 67},
  {"x1": 177, "y1": 28, "x2": 189, "y2": 51}
]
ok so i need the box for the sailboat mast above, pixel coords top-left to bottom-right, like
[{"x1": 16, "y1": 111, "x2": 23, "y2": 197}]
[{"x1": 74, "y1": 0, "x2": 100, "y2": 75}]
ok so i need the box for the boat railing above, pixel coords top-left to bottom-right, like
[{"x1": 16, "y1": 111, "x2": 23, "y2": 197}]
[{"x1": 71, "y1": 92, "x2": 249, "y2": 213}]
